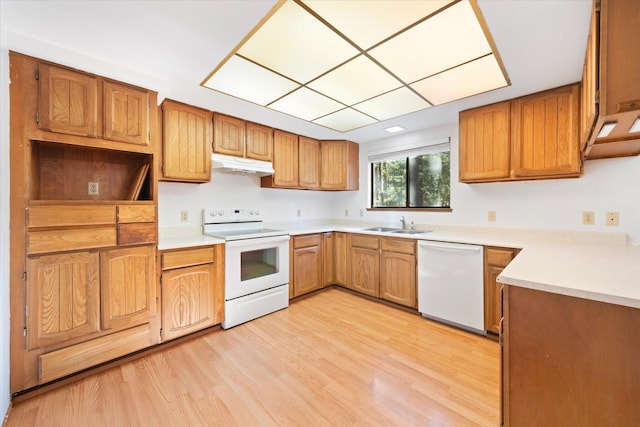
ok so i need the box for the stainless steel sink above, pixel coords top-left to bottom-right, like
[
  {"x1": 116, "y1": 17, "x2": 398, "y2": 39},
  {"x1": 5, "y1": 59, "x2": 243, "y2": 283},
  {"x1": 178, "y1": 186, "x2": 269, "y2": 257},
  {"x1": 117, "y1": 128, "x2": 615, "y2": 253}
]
[
  {"x1": 391, "y1": 229, "x2": 432, "y2": 234},
  {"x1": 361, "y1": 226, "x2": 401, "y2": 232}
]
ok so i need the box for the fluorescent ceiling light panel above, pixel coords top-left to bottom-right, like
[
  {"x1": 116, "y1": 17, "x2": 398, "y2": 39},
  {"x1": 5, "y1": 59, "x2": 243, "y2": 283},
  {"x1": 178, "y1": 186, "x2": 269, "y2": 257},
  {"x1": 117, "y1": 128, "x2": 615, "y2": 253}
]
[
  {"x1": 354, "y1": 87, "x2": 431, "y2": 121},
  {"x1": 269, "y1": 87, "x2": 345, "y2": 121},
  {"x1": 304, "y1": 0, "x2": 453, "y2": 50},
  {"x1": 202, "y1": 0, "x2": 509, "y2": 132},
  {"x1": 237, "y1": 1, "x2": 359, "y2": 83},
  {"x1": 313, "y1": 108, "x2": 378, "y2": 132},
  {"x1": 308, "y1": 55, "x2": 402, "y2": 105},
  {"x1": 369, "y1": 0, "x2": 491, "y2": 84},
  {"x1": 629, "y1": 118, "x2": 640, "y2": 133},
  {"x1": 411, "y1": 54, "x2": 508, "y2": 105},
  {"x1": 203, "y1": 55, "x2": 299, "y2": 105},
  {"x1": 384, "y1": 126, "x2": 405, "y2": 133}
]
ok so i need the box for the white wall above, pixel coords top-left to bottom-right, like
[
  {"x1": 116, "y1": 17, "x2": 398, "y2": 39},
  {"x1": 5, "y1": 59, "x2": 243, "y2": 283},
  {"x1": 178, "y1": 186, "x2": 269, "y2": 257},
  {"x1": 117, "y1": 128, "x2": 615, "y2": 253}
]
[
  {"x1": 0, "y1": 47, "x2": 11, "y2": 419},
  {"x1": 334, "y1": 123, "x2": 640, "y2": 244}
]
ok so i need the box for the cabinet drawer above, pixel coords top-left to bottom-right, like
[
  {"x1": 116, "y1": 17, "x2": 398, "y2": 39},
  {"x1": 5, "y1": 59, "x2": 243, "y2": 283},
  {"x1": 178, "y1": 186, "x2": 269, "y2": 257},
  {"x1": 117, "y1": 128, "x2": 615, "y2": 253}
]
[
  {"x1": 28, "y1": 204, "x2": 116, "y2": 228},
  {"x1": 118, "y1": 204, "x2": 156, "y2": 223},
  {"x1": 486, "y1": 247, "x2": 517, "y2": 267},
  {"x1": 380, "y1": 238, "x2": 415, "y2": 255},
  {"x1": 351, "y1": 234, "x2": 379, "y2": 250},
  {"x1": 162, "y1": 247, "x2": 216, "y2": 270},
  {"x1": 27, "y1": 226, "x2": 117, "y2": 254},
  {"x1": 117, "y1": 223, "x2": 157, "y2": 245},
  {"x1": 293, "y1": 234, "x2": 321, "y2": 249}
]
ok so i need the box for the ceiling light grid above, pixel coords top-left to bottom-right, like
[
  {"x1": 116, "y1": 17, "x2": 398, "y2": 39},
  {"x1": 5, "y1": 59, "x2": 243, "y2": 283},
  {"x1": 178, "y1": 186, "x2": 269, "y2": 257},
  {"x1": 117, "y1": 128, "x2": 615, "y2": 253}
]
[{"x1": 202, "y1": 0, "x2": 509, "y2": 132}]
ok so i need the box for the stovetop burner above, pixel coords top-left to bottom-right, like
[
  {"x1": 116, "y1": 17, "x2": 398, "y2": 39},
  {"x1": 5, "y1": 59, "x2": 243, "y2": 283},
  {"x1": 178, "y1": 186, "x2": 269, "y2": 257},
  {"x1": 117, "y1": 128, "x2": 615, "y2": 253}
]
[{"x1": 202, "y1": 208, "x2": 288, "y2": 241}]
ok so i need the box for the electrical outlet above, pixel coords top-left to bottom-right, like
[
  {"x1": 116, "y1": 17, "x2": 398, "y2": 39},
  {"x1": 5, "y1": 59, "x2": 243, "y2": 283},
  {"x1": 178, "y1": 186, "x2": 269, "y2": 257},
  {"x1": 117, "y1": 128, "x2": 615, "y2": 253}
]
[
  {"x1": 345, "y1": 209, "x2": 349, "y2": 217},
  {"x1": 297, "y1": 209, "x2": 301, "y2": 218},
  {"x1": 582, "y1": 211, "x2": 595, "y2": 225},
  {"x1": 487, "y1": 210, "x2": 496, "y2": 222},
  {"x1": 88, "y1": 182, "x2": 99, "y2": 195},
  {"x1": 180, "y1": 210, "x2": 189, "y2": 222},
  {"x1": 606, "y1": 211, "x2": 619, "y2": 226}
]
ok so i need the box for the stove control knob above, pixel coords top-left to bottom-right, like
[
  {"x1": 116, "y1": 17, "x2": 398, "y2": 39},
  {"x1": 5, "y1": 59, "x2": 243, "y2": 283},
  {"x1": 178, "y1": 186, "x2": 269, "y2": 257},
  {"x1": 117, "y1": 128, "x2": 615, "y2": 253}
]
[
  {"x1": 209, "y1": 209, "x2": 216, "y2": 217},
  {"x1": 217, "y1": 210, "x2": 225, "y2": 216},
  {"x1": 249, "y1": 210, "x2": 256, "y2": 215}
]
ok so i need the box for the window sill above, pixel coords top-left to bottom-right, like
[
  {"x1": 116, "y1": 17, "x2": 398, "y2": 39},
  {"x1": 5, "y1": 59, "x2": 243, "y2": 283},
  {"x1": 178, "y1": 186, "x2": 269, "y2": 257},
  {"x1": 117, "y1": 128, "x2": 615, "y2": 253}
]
[{"x1": 367, "y1": 207, "x2": 452, "y2": 213}]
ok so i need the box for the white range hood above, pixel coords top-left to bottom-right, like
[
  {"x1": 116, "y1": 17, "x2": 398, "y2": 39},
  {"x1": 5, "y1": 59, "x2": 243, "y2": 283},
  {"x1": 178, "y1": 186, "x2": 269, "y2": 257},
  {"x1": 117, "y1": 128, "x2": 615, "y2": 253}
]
[{"x1": 211, "y1": 153, "x2": 274, "y2": 177}]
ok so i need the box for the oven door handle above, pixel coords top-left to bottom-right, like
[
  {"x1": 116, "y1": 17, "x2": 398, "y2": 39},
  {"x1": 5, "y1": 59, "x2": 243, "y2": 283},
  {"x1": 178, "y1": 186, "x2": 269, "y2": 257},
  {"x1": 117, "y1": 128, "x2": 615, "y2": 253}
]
[{"x1": 225, "y1": 234, "x2": 290, "y2": 248}]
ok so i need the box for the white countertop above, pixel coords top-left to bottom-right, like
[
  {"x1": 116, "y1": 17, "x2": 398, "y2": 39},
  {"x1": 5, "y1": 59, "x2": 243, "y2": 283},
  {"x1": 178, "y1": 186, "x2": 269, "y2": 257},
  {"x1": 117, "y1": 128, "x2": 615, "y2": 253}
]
[{"x1": 158, "y1": 221, "x2": 639, "y2": 309}]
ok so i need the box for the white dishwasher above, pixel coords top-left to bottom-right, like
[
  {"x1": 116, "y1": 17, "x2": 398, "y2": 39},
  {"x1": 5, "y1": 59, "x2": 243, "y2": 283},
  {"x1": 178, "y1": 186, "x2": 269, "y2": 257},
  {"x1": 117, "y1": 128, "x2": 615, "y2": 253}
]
[{"x1": 417, "y1": 240, "x2": 485, "y2": 335}]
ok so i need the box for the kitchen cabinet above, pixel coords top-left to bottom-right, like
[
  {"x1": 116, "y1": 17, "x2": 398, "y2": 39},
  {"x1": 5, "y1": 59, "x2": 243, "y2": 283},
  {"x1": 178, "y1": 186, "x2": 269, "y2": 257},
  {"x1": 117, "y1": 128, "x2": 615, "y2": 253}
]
[
  {"x1": 379, "y1": 238, "x2": 416, "y2": 308},
  {"x1": 459, "y1": 84, "x2": 582, "y2": 183},
  {"x1": 10, "y1": 52, "x2": 161, "y2": 393},
  {"x1": 459, "y1": 101, "x2": 511, "y2": 182},
  {"x1": 262, "y1": 130, "x2": 299, "y2": 188},
  {"x1": 213, "y1": 113, "x2": 274, "y2": 161},
  {"x1": 291, "y1": 234, "x2": 323, "y2": 297},
  {"x1": 161, "y1": 99, "x2": 212, "y2": 182},
  {"x1": 298, "y1": 136, "x2": 320, "y2": 189},
  {"x1": 322, "y1": 232, "x2": 335, "y2": 286},
  {"x1": 334, "y1": 232, "x2": 348, "y2": 286},
  {"x1": 37, "y1": 61, "x2": 152, "y2": 148},
  {"x1": 484, "y1": 246, "x2": 519, "y2": 335},
  {"x1": 349, "y1": 234, "x2": 380, "y2": 297},
  {"x1": 512, "y1": 84, "x2": 581, "y2": 178},
  {"x1": 581, "y1": 0, "x2": 640, "y2": 160},
  {"x1": 320, "y1": 140, "x2": 359, "y2": 190},
  {"x1": 160, "y1": 245, "x2": 224, "y2": 341},
  {"x1": 502, "y1": 285, "x2": 640, "y2": 426}
]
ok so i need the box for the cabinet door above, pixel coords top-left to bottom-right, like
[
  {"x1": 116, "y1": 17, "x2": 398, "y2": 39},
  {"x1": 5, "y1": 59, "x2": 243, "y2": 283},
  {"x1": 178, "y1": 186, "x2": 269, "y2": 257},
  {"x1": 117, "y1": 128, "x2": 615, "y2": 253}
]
[
  {"x1": 485, "y1": 265, "x2": 503, "y2": 335},
  {"x1": 334, "y1": 232, "x2": 348, "y2": 286},
  {"x1": 380, "y1": 251, "x2": 416, "y2": 308},
  {"x1": 26, "y1": 252, "x2": 100, "y2": 350},
  {"x1": 512, "y1": 84, "x2": 581, "y2": 178},
  {"x1": 298, "y1": 136, "x2": 320, "y2": 189},
  {"x1": 37, "y1": 63, "x2": 98, "y2": 137},
  {"x1": 350, "y1": 247, "x2": 379, "y2": 297},
  {"x1": 103, "y1": 81, "x2": 150, "y2": 146},
  {"x1": 322, "y1": 232, "x2": 334, "y2": 287},
  {"x1": 162, "y1": 100, "x2": 212, "y2": 182},
  {"x1": 320, "y1": 140, "x2": 359, "y2": 190},
  {"x1": 459, "y1": 101, "x2": 511, "y2": 182},
  {"x1": 293, "y1": 245, "x2": 322, "y2": 297},
  {"x1": 246, "y1": 121, "x2": 273, "y2": 161},
  {"x1": 161, "y1": 263, "x2": 217, "y2": 341},
  {"x1": 213, "y1": 113, "x2": 245, "y2": 157},
  {"x1": 101, "y1": 245, "x2": 156, "y2": 330},
  {"x1": 271, "y1": 130, "x2": 299, "y2": 187},
  {"x1": 580, "y1": 3, "x2": 598, "y2": 152}
]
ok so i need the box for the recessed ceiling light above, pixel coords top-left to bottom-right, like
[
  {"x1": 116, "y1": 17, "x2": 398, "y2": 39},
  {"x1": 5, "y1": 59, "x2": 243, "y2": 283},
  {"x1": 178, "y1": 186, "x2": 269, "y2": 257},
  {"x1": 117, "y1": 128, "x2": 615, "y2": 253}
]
[
  {"x1": 384, "y1": 126, "x2": 405, "y2": 133},
  {"x1": 201, "y1": 0, "x2": 509, "y2": 132}
]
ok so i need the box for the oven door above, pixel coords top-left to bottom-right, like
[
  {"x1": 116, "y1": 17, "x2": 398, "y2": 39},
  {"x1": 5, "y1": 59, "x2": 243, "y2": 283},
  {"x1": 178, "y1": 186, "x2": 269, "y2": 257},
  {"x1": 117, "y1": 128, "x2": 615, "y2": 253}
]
[{"x1": 225, "y1": 235, "x2": 290, "y2": 300}]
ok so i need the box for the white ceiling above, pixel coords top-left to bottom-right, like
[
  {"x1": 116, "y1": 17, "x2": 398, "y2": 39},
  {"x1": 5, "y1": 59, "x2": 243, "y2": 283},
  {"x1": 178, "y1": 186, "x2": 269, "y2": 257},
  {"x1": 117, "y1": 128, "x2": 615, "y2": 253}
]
[{"x1": 0, "y1": 0, "x2": 592, "y2": 144}]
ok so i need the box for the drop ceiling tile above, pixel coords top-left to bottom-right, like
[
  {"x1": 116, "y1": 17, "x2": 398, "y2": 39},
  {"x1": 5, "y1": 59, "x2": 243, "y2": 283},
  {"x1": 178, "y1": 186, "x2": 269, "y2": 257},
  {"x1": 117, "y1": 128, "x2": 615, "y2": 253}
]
[
  {"x1": 237, "y1": 1, "x2": 359, "y2": 83},
  {"x1": 369, "y1": 0, "x2": 492, "y2": 83},
  {"x1": 203, "y1": 55, "x2": 299, "y2": 105},
  {"x1": 353, "y1": 87, "x2": 431, "y2": 121},
  {"x1": 303, "y1": 0, "x2": 453, "y2": 50},
  {"x1": 313, "y1": 108, "x2": 378, "y2": 132},
  {"x1": 307, "y1": 55, "x2": 402, "y2": 106},
  {"x1": 410, "y1": 54, "x2": 508, "y2": 105},
  {"x1": 269, "y1": 87, "x2": 345, "y2": 121}
]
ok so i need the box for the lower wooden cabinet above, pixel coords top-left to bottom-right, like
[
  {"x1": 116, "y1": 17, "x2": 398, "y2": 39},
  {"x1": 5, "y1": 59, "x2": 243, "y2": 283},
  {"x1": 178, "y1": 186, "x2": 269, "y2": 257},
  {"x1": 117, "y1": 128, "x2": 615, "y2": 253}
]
[
  {"x1": 349, "y1": 235, "x2": 380, "y2": 297},
  {"x1": 334, "y1": 232, "x2": 348, "y2": 286},
  {"x1": 322, "y1": 232, "x2": 335, "y2": 286},
  {"x1": 291, "y1": 234, "x2": 323, "y2": 297},
  {"x1": 159, "y1": 245, "x2": 224, "y2": 341},
  {"x1": 484, "y1": 246, "x2": 520, "y2": 335},
  {"x1": 380, "y1": 239, "x2": 416, "y2": 308}
]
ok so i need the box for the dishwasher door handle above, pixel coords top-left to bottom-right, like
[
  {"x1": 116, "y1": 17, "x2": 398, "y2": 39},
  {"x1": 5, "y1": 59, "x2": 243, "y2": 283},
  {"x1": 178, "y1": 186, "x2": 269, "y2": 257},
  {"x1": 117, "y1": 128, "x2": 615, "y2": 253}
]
[{"x1": 418, "y1": 241, "x2": 482, "y2": 252}]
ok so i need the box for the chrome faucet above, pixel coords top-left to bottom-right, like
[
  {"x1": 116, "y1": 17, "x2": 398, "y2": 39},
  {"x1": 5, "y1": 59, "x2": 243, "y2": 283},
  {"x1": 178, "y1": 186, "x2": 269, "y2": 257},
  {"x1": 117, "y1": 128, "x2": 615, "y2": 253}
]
[{"x1": 400, "y1": 215, "x2": 407, "y2": 230}]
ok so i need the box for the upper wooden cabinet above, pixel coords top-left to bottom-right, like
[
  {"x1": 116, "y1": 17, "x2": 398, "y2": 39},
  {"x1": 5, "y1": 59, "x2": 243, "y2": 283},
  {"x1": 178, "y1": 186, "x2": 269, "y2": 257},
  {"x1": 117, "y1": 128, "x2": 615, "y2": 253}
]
[
  {"x1": 298, "y1": 136, "x2": 320, "y2": 189},
  {"x1": 459, "y1": 84, "x2": 581, "y2": 183},
  {"x1": 37, "y1": 61, "x2": 153, "y2": 148},
  {"x1": 262, "y1": 130, "x2": 299, "y2": 188},
  {"x1": 512, "y1": 84, "x2": 581, "y2": 178},
  {"x1": 459, "y1": 101, "x2": 511, "y2": 182},
  {"x1": 582, "y1": 0, "x2": 640, "y2": 160},
  {"x1": 213, "y1": 113, "x2": 274, "y2": 161},
  {"x1": 320, "y1": 140, "x2": 359, "y2": 190},
  {"x1": 37, "y1": 63, "x2": 99, "y2": 137},
  {"x1": 161, "y1": 99, "x2": 212, "y2": 182}
]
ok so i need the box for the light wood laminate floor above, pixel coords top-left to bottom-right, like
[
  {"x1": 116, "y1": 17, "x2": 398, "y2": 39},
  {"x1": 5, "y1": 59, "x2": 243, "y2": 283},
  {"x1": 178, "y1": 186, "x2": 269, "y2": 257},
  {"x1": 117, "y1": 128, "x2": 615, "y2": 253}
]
[{"x1": 6, "y1": 288, "x2": 500, "y2": 426}]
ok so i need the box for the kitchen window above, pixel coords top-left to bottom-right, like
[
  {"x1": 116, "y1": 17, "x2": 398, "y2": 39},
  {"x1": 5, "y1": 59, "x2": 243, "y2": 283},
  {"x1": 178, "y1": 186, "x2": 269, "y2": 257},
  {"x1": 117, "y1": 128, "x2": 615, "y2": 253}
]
[{"x1": 369, "y1": 139, "x2": 450, "y2": 209}]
